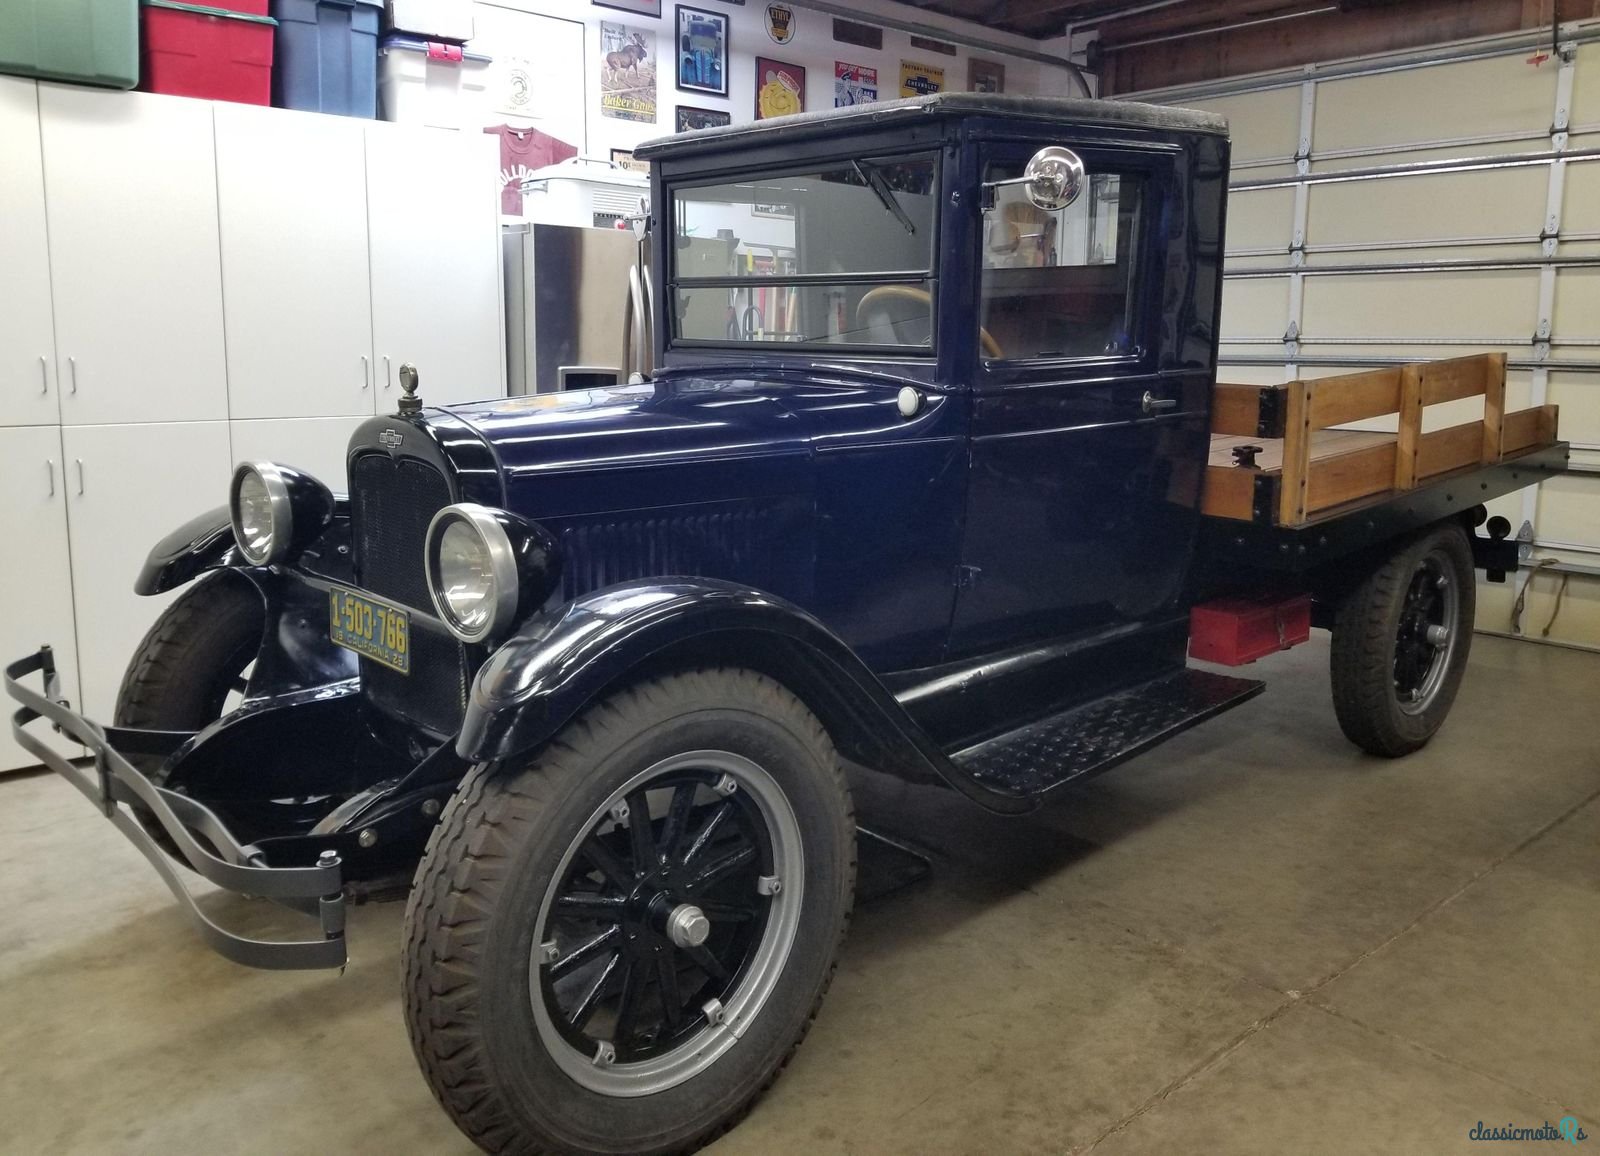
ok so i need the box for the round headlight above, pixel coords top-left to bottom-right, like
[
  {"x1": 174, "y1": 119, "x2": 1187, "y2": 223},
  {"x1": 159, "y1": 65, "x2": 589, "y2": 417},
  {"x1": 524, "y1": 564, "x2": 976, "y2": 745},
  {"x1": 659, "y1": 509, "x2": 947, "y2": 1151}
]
[
  {"x1": 229, "y1": 462, "x2": 292, "y2": 565},
  {"x1": 425, "y1": 505, "x2": 520, "y2": 643}
]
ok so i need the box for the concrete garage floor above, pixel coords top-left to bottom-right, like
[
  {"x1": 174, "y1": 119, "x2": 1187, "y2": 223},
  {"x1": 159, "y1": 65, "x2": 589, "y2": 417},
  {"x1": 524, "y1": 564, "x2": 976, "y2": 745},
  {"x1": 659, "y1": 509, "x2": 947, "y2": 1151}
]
[{"x1": 2, "y1": 633, "x2": 1597, "y2": 1155}]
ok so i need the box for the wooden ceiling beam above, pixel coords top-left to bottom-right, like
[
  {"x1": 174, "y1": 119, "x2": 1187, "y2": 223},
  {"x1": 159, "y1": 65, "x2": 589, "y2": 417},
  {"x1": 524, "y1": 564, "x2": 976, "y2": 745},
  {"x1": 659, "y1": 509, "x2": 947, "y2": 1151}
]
[
  {"x1": 1094, "y1": 0, "x2": 1331, "y2": 45},
  {"x1": 978, "y1": 0, "x2": 1126, "y2": 29}
]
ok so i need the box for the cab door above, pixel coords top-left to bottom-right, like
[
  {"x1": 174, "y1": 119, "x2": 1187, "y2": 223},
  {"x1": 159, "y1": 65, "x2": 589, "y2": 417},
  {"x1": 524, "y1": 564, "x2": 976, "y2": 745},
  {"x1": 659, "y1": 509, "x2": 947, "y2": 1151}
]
[{"x1": 948, "y1": 140, "x2": 1213, "y2": 658}]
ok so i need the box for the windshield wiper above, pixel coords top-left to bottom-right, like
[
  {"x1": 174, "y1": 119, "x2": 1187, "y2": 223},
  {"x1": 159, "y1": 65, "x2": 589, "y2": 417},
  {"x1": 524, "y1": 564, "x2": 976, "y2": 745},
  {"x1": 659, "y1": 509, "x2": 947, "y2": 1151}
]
[{"x1": 853, "y1": 160, "x2": 916, "y2": 236}]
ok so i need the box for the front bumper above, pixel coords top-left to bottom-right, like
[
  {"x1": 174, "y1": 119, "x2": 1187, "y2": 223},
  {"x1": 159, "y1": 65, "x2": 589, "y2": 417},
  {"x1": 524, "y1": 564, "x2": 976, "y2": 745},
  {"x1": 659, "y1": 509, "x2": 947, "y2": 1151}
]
[{"x1": 5, "y1": 646, "x2": 347, "y2": 970}]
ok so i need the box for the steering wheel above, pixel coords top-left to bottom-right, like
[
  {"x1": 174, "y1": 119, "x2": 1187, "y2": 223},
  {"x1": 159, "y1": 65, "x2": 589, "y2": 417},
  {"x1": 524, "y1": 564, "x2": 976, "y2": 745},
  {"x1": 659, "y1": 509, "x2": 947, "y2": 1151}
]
[{"x1": 855, "y1": 285, "x2": 1004, "y2": 359}]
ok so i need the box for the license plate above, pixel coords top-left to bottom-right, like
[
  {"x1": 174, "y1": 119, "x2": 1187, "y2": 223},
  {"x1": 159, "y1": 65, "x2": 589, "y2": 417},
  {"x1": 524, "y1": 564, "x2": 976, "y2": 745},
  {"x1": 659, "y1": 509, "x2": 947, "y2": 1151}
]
[{"x1": 328, "y1": 586, "x2": 410, "y2": 674}]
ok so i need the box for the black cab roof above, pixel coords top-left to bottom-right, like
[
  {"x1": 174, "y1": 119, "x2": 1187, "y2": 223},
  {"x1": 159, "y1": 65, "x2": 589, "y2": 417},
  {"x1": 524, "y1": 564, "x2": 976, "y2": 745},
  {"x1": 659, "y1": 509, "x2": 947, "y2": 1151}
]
[{"x1": 633, "y1": 92, "x2": 1228, "y2": 161}]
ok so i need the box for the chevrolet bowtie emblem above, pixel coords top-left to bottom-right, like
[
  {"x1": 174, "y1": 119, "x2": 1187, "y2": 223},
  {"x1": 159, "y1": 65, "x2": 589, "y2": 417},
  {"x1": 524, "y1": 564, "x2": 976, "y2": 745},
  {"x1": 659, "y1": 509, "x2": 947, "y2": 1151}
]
[{"x1": 379, "y1": 428, "x2": 403, "y2": 450}]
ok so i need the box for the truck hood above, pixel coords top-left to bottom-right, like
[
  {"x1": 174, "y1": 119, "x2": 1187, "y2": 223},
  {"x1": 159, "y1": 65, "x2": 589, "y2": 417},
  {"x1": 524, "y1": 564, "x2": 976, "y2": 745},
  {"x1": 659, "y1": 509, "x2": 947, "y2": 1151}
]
[{"x1": 444, "y1": 373, "x2": 944, "y2": 520}]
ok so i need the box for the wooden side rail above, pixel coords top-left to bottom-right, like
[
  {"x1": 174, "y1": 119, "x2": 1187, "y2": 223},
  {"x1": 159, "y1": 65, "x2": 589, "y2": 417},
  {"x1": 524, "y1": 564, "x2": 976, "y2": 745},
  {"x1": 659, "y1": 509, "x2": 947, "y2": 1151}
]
[{"x1": 1204, "y1": 353, "x2": 1558, "y2": 527}]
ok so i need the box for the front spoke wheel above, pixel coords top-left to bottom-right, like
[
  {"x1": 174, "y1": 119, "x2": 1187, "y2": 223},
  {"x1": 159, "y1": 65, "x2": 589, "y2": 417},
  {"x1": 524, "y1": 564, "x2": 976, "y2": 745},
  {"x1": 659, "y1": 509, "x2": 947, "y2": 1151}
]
[{"x1": 530, "y1": 751, "x2": 801, "y2": 1088}]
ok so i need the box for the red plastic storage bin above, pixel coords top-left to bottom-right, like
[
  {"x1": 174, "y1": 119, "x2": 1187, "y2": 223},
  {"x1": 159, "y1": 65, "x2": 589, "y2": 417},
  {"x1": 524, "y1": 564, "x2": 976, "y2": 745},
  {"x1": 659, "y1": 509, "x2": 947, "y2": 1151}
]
[{"x1": 139, "y1": 0, "x2": 276, "y2": 104}]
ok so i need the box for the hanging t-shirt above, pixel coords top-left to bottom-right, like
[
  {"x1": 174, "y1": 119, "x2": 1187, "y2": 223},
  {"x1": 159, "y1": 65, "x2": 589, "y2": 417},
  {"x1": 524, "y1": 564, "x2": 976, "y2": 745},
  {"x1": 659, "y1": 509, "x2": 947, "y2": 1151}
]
[{"x1": 484, "y1": 125, "x2": 579, "y2": 215}]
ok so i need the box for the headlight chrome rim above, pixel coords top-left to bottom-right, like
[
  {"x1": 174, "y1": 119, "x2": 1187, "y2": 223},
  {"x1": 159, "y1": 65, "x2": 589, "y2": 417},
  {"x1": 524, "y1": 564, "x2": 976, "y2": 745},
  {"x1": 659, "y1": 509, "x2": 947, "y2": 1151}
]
[
  {"x1": 229, "y1": 461, "x2": 293, "y2": 566},
  {"x1": 425, "y1": 504, "x2": 521, "y2": 643}
]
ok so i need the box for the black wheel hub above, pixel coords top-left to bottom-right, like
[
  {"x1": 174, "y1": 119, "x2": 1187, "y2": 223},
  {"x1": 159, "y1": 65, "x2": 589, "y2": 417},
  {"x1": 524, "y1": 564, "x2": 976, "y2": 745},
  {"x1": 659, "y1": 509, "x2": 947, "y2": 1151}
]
[
  {"x1": 539, "y1": 770, "x2": 775, "y2": 1064},
  {"x1": 1393, "y1": 553, "x2": 1457, "y2": 710}
]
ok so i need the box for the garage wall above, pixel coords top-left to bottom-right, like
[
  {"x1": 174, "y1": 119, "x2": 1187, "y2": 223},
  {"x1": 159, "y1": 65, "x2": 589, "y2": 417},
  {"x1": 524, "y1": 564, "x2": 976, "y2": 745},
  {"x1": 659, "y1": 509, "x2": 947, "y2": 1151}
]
[
  {"x1": 1134, "y1": 26, "x2": 1600, "y2": 649},
  {"x1": 473, "y1": 0, "x2": 1081, "y2": 162}
]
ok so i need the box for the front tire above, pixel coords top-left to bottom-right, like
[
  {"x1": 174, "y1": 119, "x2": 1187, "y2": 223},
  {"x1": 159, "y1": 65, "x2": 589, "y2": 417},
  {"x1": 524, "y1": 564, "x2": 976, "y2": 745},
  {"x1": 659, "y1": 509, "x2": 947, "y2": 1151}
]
[
  {"x1": 404, "y1": 668, "x2": 855, "y2": 1156},
  {"x1": 114, "y1": 571, "x2": 264, "y2": 855},
  {"x1": 1330, "y1": 522, "x2": 1475, "y2": 757}
]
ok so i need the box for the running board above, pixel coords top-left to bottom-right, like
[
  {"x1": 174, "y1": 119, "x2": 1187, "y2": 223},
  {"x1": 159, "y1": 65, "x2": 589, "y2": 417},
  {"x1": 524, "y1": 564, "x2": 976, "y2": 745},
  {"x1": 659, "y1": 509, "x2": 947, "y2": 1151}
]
[{"x1": 949, "y1": 668, "x2": 1265, "y2": 798}]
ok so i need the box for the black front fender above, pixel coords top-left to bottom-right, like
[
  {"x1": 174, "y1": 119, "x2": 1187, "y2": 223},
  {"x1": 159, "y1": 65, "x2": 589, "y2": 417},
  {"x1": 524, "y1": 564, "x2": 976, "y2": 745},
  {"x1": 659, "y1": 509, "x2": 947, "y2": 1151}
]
[
  {"x1": 459, "y1": 579, "x2": 1033, "y2": 815},
  {"x1": 135, "y1": 506, "x2": 240, "y2": 596},
  {"x1": 135, "y1": 501, "x2": 354, "y2": 596}
]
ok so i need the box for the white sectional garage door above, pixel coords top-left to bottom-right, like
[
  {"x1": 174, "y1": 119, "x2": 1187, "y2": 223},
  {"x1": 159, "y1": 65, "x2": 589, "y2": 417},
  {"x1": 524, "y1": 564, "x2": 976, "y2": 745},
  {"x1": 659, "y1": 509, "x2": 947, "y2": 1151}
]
[{"x1": 1135, "y1": 27, "x2": 1600, "y2": 648}]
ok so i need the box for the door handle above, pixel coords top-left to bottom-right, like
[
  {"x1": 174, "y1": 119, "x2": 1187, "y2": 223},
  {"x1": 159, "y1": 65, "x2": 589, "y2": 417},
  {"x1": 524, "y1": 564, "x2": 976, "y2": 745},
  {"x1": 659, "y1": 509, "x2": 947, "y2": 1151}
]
[
  {"x1": 361, "y1": 354, "x2": 370, "y2": 389},
  {"x1": 384, "y1": 355, "x2": 392, "y2": 389},
  {"x1": 68, "y1": 356, "x2": 78, "y2": 394},
  {"x1": 40, "y1": 355, "x2": 49, "y2": 394},
  {"x1": 1141, "y1": 390, "x2": 1178, "y2": 414},
  {"x1": 75, "y1": 458, "x2": 84, "y2": 495},
  {"x1": 46, "y1": 459, "x2": 55, "y2": 497}
]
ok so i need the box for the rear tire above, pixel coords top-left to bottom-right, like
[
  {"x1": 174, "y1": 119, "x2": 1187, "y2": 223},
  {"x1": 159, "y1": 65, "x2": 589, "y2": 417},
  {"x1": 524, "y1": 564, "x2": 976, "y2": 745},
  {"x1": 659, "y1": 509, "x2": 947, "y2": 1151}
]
[
  {"x1": 1330, "y1": 523, "x2": 1475, "y2": 757},
  {"x1": 403, "y1": 667, "x2": 855, "y2": 1156}
]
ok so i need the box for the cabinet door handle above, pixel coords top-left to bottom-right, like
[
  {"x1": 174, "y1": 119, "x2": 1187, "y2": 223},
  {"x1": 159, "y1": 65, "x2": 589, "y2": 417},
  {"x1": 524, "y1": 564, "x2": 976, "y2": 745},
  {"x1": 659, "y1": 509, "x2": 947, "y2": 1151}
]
[
  {"x1": 68, "y1": 357, "x2": 78, "y2": 394},
  {"x1": 383, "y1": 355, "x2": 392, "y2": 389},
  {"x1": 75, "y1": 458, "x2": 84, "y2": 495},
  {"x1": 46, "y1": 459, "x2": 55, "y2": 497},
  {"x1": 39, "y1": 356, "x2": 49, "y2": 395},
  {"x1": 361, "y1": 354, "x2": 370, "y2": 389},
  {"x1": 1141, "y1": 390, "x2": 1177, "y2": 414}
]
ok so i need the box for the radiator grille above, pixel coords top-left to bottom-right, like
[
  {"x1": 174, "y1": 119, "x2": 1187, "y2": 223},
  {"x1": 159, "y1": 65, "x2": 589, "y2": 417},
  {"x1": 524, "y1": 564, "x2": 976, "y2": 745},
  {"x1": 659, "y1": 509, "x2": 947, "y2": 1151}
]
[{"x1": 349, "y1": 453, "x2": 468, "y2": 735}]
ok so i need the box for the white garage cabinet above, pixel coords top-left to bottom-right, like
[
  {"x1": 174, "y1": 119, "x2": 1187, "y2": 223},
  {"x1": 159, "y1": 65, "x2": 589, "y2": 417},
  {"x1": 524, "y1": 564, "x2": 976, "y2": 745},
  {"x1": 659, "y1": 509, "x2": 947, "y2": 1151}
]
[{"x1": 0, "y1": 81, "x2": 505, "y2": 771}]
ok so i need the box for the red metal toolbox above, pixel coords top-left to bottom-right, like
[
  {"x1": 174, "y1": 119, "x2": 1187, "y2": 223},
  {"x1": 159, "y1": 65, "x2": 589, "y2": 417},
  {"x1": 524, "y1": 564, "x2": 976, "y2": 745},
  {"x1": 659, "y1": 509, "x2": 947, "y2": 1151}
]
[{"x1": 1189, "y1": 594, "x2": 1313, "y2": 666}]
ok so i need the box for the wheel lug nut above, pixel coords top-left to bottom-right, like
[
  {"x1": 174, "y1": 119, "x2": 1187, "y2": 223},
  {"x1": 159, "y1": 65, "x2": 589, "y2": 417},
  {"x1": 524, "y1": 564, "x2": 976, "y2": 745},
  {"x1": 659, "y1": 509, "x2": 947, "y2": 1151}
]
[{"x1": 714, "y1": 774, "x2": 738, "y2": 796}]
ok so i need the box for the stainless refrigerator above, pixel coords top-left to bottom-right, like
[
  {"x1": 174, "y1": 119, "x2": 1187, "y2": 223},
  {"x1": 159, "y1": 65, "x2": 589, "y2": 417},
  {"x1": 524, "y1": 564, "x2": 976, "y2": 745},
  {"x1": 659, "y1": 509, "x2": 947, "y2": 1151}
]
[{"x1": 502, "y1": 221, "x2": 647, "y2": 395}]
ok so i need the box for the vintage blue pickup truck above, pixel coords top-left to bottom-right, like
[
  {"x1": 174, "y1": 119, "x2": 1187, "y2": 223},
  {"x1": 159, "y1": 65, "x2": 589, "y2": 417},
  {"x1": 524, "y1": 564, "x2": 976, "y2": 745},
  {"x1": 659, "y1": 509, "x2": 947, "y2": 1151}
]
[{"x1": 6, "y1": 94, "x2": 1567, "y2": 1155}]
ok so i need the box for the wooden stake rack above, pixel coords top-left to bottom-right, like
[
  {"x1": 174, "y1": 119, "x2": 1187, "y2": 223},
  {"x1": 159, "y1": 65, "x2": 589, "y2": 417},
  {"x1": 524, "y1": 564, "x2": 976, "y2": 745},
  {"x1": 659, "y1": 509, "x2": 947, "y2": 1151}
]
[{"x1": 1202, "y1": 353, "x2": 1560, "y2": 527}]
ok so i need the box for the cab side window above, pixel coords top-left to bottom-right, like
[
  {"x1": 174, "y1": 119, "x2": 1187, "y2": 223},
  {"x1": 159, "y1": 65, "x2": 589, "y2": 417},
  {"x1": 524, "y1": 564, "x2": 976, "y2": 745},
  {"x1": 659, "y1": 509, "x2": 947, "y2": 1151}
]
[{"x1": 979, "y1": 167, "x2": 1145, "y2": 362}]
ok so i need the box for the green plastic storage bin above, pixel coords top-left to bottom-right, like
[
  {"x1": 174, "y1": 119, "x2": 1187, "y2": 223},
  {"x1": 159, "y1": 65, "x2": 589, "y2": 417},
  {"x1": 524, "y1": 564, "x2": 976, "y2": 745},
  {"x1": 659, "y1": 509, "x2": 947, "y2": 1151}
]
[{"x1": 0, "y1": 0, "x2": 139, "y2": 88}]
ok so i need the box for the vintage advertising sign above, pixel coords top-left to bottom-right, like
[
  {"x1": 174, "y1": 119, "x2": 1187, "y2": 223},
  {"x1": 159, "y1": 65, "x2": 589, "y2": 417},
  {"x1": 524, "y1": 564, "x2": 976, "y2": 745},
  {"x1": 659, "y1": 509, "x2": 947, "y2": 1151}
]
[
  {"x1": 764, "y1": 3, "x2": 794, "y2": 44},
  {"x1": 599, "y1": 21, "x2": 657, "y2": 122},
  {"x1": 755, "y1": 56, "x2": 805, "y2": 119},
  {"x1": 899, "y1": 60, "x2": 943, "y2": 98},
  {"x1": 835, "y1": 61, "x2": 876, "y2": 106}
]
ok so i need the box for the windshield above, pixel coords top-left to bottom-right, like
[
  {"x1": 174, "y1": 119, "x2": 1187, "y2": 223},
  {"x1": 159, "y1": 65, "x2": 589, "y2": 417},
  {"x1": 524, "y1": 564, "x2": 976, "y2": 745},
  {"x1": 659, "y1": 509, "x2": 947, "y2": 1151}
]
[{"x1": 669, "y1": 153, "x2": 938, "y2": 351}]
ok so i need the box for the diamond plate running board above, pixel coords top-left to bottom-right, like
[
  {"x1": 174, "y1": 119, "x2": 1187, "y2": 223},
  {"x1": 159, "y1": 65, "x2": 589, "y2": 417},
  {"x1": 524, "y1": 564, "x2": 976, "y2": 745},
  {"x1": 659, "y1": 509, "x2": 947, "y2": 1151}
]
[{"x1": 949, "y1": 668, "x2": 1265, "y2": 799}]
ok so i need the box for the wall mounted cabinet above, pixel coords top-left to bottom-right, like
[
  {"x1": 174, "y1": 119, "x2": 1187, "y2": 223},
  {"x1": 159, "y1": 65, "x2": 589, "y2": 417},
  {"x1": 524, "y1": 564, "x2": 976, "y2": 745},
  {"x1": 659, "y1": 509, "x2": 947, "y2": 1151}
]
[
  {"x1": 0, "y1": 78, "x2": 61, "y2": 427},
  {"x1": 61, "y1": 421, "x2": 234, "y2": 722},
  {"x1": 367, "y1": 122, "x2": 504, "y2": 409},
  {"x1": 0, "y1": 426, "x2": 82, "y2": 771},
  {"x1": 40, "y1": 85, "x2": 229, "y2": 426},
  {"x1": 216, "y1": 103, "x2": 376, "y2": 421}
]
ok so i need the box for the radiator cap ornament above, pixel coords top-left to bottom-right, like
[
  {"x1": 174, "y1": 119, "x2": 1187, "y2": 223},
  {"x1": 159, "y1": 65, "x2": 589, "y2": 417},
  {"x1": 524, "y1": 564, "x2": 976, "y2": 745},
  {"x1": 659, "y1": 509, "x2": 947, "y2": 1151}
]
[{"x1": 397, "y1": 363, "x2": 422, "y2": 415}]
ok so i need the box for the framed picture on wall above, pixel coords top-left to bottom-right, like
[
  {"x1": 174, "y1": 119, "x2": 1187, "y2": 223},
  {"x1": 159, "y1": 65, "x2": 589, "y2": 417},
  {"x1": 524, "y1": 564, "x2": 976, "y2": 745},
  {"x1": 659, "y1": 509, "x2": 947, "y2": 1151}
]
[
  {"x1": 968, "y1": 57, "x2": 1005, "y2": 93},
  {"x1": 593, "y1": 0, "x2": 661, "y2": 16},
  {"x1": 676, "y1": 105, "x2": 732, "y2": 132},
  {"x1": 676, "y1": 5, "x2": 728, "y2": 97},
  {"x1": 754, "y1": 56, "x2": 804, "y2": 119}
]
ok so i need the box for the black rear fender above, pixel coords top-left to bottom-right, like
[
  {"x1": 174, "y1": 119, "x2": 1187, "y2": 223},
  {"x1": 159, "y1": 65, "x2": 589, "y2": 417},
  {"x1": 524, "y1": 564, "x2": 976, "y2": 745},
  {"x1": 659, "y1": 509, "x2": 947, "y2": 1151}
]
[{"x1": 458, "y1": 580, "x2": 1032, "y2": 815}]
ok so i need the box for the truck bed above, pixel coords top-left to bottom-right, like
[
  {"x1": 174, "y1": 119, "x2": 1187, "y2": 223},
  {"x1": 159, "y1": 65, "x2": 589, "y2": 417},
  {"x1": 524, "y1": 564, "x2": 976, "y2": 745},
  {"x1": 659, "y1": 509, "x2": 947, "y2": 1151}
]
[{"x1": 1202, "y1": 353, "x2": 1560, "y2": 528}]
